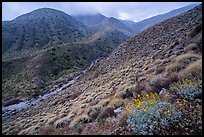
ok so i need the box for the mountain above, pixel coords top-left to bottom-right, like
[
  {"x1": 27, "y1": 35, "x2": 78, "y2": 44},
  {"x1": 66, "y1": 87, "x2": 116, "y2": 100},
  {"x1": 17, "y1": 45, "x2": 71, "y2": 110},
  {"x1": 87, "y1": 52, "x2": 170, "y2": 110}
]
[
  {"x1": 2, "y1": 4, "x2": 202, "y2": 135},
  {"x1": 2, "y1": 8, "x2": 91, "y2": 53},
  {"x1": 125, "y1": 3, "x2": 199, "y2": 33},
  {"x1": 73, "y1": 13, "x2": 133, "y2": 35},
  {"x1": 2, "y1": 8, "x2": 128, "y2": 102}
]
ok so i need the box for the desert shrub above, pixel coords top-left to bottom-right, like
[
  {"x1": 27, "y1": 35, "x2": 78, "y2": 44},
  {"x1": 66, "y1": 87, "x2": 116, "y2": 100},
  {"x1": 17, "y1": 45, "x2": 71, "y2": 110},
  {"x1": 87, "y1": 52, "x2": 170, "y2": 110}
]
[
  {"x1": 149, "y1": 75, "x2": 169, "y2": 92},
  {"x1": 154, "y1": 59, "x2": 162, "y2": 65},
  {"x1": 155, "y1": 67, "x2": 165, "y2": 75},
  {"x1": 170, "y1": 78, "x2": 202, "y2": 100},
  {"x1": 54, "y1": 116, "x2": 71, "y2": 128},
  {"x1": 87, "y1": 106, "x2": 101, "y2": 121},
  {"x1": 46, "y1": 117, "x2": 59, "y2": 126},
  {"x1": 162, "y1": 58, "x2": 171, "y2": 64},
  {"x1": 138, "y1": 76, "x2": 146, "y2": 82},
  {"x1": 70, "y1": 115, "x2": 91, "y2": 129},
  {"x1": 114, "y1": 88, "x2": 133, "y2": 99},
  {"x1": 166, "y1": 72, "x2": 179, "y2": 85},
  {"x1": 109, "y1": 98, "x2": 124, "y2": 108},
  {"x1": 132, "y1": 82, "x2": 146, "y2": 93},
  {"x1": 118, "y1": 112, "x2": 129, "y2": 127},
  {"x1": 125, "y1": 93, "x2": 184, "y2": 135},
  {"x1": 169, "y1": 55, "x2": 177, "y2": 61},
  {"x1": 97, "y1": 107, "x2": 116, "y2": 121}
]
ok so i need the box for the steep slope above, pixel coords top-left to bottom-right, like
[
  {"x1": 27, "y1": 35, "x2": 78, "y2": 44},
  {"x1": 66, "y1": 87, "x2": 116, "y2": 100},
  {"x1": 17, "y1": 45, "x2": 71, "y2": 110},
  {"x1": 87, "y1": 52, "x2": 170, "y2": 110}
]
[
  {"x1": 74, "y1": 13, "x2": 132, "y2": 35},
  {"x1": 2, "y1": 5, "x2": 202, "y2": 135},
  {"x1": 2, "y1": 8, "x2": 91, "y2": 53},
  {"x1": 123, "y1": 3, "x2": 199, "y2": 33}
]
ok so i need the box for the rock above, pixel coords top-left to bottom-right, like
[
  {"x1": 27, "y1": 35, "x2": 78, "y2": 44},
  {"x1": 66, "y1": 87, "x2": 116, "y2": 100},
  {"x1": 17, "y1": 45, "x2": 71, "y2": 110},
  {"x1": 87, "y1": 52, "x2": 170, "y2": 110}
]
[
  {"x1": 159, "y1": 88, "x2": 168, "y2": 96},
  {"x1": 114, "y1": 107, "x2": 123, "y2": 113}
]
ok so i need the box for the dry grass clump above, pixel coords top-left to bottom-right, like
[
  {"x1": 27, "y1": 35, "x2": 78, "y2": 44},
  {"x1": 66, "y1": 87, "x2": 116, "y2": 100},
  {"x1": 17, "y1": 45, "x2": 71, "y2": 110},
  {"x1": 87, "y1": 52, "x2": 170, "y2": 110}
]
[
  {"x1": 167, "y1": 53, "x2": 200, "y2": 73},
  {"x1": 178, "y1": 59, "x2": 202, "y2": 80},
  {"x1": 109, "y1": 98, "x2": 124, "y2": 108},
  {"x1": 154, "y1": 59, "x2": 163, "y2": 65},
  {"x1": 184, "y1": 43, "x2": 199, "y2": 52},
  {"x1": 69, "y1": 115, "x2": 91, "y2": 129},
  {"x1": 45, "y1": 116, "x2": 60, "y2": 126},
  {"x1": 54, "y1": 116, "x2": 71, "y2": 128}
]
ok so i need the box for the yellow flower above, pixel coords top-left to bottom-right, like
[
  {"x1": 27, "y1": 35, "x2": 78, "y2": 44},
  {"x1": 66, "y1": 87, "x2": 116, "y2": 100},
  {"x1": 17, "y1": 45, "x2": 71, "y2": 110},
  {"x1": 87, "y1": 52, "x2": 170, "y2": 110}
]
[
  {"x1": 138, "y1": 94, "x2": 140, "y2": 98},
  {"x1": 137, "y1": 104, "x2": 140, "y2": 109},
  {"x1": 183, "y1": 99, "x2": 187, "y2": 103},
  {"x1": 178, "y1": 103, "x2": 182, "y2": 106},
  {"x1": 143, "y1": 109, "x2": 147, "y2": 113}
]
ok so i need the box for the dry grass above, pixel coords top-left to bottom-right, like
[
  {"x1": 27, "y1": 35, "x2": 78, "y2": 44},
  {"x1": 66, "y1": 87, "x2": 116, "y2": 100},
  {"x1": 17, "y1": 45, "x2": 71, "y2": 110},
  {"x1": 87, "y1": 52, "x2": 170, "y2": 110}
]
[
  {"x1": 178, "y1": 59, "x2": 202, "y2": 80},
  {"x1": 38, "y1": 125, "x2": 79, "y2": 135},
  {"x1": 167, "y1": 53, "x2": 200, "y2": 73},
  {"x1": 155, "y1": 66, "x2": 165, "y2": 75},
  {"x1": 81, "y1": 117, "x2": 117, "y2": 135},
  {"x1": 109, "y1": 98, "x2": 124, "y2": 108},
  {"x1": 188, "y1": 23, "x2": 202, "y2": 38}
]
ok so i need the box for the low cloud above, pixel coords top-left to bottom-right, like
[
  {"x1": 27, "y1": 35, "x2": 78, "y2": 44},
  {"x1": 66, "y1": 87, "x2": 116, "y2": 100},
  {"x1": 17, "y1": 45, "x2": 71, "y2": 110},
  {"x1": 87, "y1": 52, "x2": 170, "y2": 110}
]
[{"x1": 2, "y1": 2, "x2": 201, "y2": 22}]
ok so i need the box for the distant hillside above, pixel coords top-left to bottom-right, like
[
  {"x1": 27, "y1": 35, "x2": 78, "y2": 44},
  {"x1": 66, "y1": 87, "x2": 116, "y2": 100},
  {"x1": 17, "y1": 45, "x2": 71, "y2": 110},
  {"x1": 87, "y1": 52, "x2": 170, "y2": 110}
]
[
  {"x1": 2, "y1": 8, "x2": 91, "y2": 53},
  {"x1": 125, "y1": 3, "x2": 199, "y2": 33},
  {"x1": 73, "y1": 13, "x2": 133, "y2": 35}
]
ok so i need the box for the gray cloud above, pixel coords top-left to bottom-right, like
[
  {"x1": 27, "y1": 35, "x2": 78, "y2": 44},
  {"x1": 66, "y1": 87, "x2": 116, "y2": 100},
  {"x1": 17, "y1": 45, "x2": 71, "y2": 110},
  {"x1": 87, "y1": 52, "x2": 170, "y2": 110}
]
[{"x1": 2, "y1": 2, "x2": 201, "y2": 22}]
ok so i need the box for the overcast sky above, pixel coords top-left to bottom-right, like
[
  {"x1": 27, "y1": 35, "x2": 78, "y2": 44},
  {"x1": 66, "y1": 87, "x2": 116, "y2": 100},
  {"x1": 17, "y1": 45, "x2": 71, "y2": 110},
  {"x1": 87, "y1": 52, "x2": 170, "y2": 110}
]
[{"x1": 2, "y1": 2, "x2": 201, "y2": 22}]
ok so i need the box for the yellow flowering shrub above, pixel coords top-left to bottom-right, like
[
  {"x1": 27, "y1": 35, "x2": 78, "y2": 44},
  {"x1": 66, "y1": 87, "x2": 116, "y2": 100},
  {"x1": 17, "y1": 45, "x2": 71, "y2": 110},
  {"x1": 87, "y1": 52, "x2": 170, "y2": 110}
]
[{"x1": 125, "y1": 92, "x2": 187, "y2": 135}]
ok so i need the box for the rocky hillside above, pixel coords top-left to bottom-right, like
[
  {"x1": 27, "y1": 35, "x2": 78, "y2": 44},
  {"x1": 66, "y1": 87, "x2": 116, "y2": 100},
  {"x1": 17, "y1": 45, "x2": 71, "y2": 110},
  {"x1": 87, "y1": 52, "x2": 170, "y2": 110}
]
[{"x1": 2, "y1": 5, "x2": 202, "y2": 135}]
